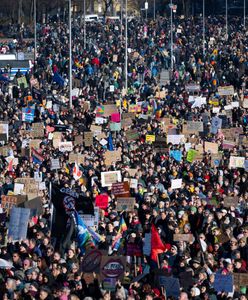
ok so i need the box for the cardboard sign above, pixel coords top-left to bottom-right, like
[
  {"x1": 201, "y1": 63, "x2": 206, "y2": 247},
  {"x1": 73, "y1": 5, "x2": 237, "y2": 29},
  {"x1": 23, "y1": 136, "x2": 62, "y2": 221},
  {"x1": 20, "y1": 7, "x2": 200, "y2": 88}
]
[
  {"x1": 167, "y1": 135, "x2": 184, "y2": 145},
  {"x1": 113, "y1": 54, "x2": 118, "y2": 62},
  {"x1": 218, "y1": 85, "x2": 234, "y2": 96},
  {"x1": 8, "y1": 207, "x2": 30, "y2": 241},
  {"x1": 53, "y1": 132, "x2": 62, "y2": 148},
  {"x1": 1, "y1": 195, "x2": 27, "y2": 211},
  {"x1": 59, "y1": 142, "x2": 73, "y2": 152},
  {"x1": 173, "y1": 234, "x2": 193, "y2": 242},
  {"x1": 185, "y1": 84, "x2": 200, "y2": 92},
  {"x1": 74, "y1": 135, "x2": 84, "y2": 145},
  {"x1": 24, "y1": 196, "x2": 43, "y2": 216},
  {"x1": 0, "y1": 146, "x2": 11, "y2": 156},
  {"x1": 29, "y1": 139, "x2": 41, "y2": 150},
  {"x1": 205, "y1": 141, "x2": 218, "y2": 154},
  {"x1": 51, "y1": 158, "x2": 60, "y2": 170},
  {"x1": 112, "y1": 182, "x2": 130, "y2": 197},
  {"x1": 116, "y1": 197, "x2": 135, "y2": 211},
  {"x1": 233, "y1": 273, "x2": 248, "y2": 287},
  {"x1": 183, "y1": 121, "x2": 203, "y2": 134},
  {"x1": 84, "y1": 132, "x2": 93, "y2": 147},
  {"x1": 102, "y1": 105, "x2": 118, "y2": 117},
  {"x1": 81, "y1": 249, "x2": 104, "y2": 273},
  {"x1": 31, "y1": 123, "x2": 44, "y2": 138},
  {"x1": 101, "y1": 171, "x2": 122, "y2": 187},
  {"x1": 126, "y1": 130, "x2": 139, "y2": 141},
  {"x1": 229, "y1": 156, "x2": 245, "y2": 169},
  {"x1": 69, "y1": 153, "x2": 85, "y2": 164},
  {"x1": 104, "y1": 150, "x2": 122, "y2": 166},
  {"x1": 224, "y1": 196, "x2": 239, "y2": 207},
  {"x1": 100, "y1": 256, "x2": 126, "y2": 282}
]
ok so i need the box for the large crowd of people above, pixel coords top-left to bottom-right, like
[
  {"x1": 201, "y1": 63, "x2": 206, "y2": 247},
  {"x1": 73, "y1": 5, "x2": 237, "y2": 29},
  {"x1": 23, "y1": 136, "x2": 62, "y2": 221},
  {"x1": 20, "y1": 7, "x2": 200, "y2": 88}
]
[{"x1": 0, "y1": 12, "x2": 247, "y2": 300}]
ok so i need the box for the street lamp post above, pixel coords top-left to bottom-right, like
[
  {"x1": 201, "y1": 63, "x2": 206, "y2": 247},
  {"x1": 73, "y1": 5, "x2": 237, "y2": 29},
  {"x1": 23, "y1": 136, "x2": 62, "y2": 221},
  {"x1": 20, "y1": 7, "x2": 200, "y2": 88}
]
[
  {"x1": 83, "y1": 0, "x2": 86, "y2": 49},
  {"x1": 170, "y1": 0, "x2": 173, "y2": 70},
  {"x1": 244, "y1": 0, "x2": 246, "y2": 28},
  {"x1": 226, "y1": 0, "x2": 228, "y2": 39},
  {"x1": 34, "y1": 0, "x2": 37, "y2": 71},
  {"x1": 203, "y1": 0, "x2": 205, "y2": 56},
  {"x1": 154, "y1": 0, "x2": 156, "y2": 20},
  {"x1": 125, "y1": 0, "x2": 128, "y2": 91},
  {"x1": 145, "y1": 2, "x2": 148, "y2": 20},
  {"x1": 69, "y1": 0, "x2": 72, "y2": 108}
]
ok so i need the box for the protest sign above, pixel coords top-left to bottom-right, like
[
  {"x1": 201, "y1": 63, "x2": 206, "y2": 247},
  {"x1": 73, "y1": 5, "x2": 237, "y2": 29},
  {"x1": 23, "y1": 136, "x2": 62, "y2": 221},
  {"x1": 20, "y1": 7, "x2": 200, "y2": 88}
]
[
  {"x1": 211, "y1": 116, "x2": 222, "y2": 134},
  {"x1": 173, "y1": 234, "x2": 194, "y2": 242},
  {"x1": 95, "y1": 194, "x2": 109, "y2": 209},
  {"x1": 31, "y1": 122, "x2": 44, "y2": 138},
  {"x1": 229, "y1": 156, "x2": 245, "y2": 169},
  {"x1": 170, "y1": 150, "x2": 182, "y2": 162},
  {"x1": 74, "y1": 135, "x2": 84, "y2": 145},
  {"x1": 17, "y1": 76, "x2": 28, "y2": 89},
  {"x1": 143, "y1": 233, "x2": 151, "y2": 256},
  {"x1": 233, "y1": 273, "x2": 248, "y2": 287},
  {"x1": 51, "y1": 158, "x2": 60, "y2": 170},
  {"x1": 0, "y1": 123, "x2": 9, "y2": 141},
  {"x1": 126, "y1": 130, "x2": 139, "y2": 141},
  {"x1": 104, "y1": 150, "x2": 122, "y2": 166},
  {"x1": 185, "y1": 84, "x2": 200, "y2": 92},
  {"x1": 0, "y1": 146, "x2": 11, "y2": 156},
  {"x1": 53, "y1": 132, "x2": 62, "y2": 148},
  {"x1": 22, "y1": 108, "x2": 35, "y2": 122},
  {"x1": 111, "y1": 113, "x2": 120, "y2": 123},
  {"x1": 167, "y1": 135, "x2": 184, "y2": 145},
  {"x1": 158, "y1": 276, "x2": 180, "y2": 298},
  {"x1": 29, "y1": 139, "x2": 41, "y2": 151},
  {"x1": 224, "y1": 196, "x2": 239, "y2": 207},
  {"x1": 8, "y1": 207, "x2": 30, "y2": 241},
  {"x1": 59, "y1": 142, "x2": 73, "y2": 152},
  {"x1": 205, "y1": 141, "x2": 219, "y2": 154},
  {"x1": 81, "y1": 207, "x2": 99, "y2": 227},
  {"x1": 100, "y1": 256, "x2": 126, "y2": 282},
  {"x1": 102, "y1": 104, "x2": 118, "y2": 117},
  {"x1": 110, "y1": 122, "x2": 121, "y2": 131},
  {"x1": 145, "y1": 135, "x2": 155, "y2": 143},
  {"x1": 84, "y1": 132, "x2": 93, "y2": 147},
  {"x1": 1, "y1": 195, "x2": 26, "y2": 212},
  {"x1": 24, "y1": 197, "x2": 43, "y2": 216},
  {"x1": 116, "y1": 197, "x2": 135, "y2": 211},
  {"x1": 81, "y1": 249, "x2": 104, "y2": 273},
  {"x1": 69, "y1": 153, "x2": 85, "y2": 164},
  {"x1": 222, "y1": 140, "x2": 236, "y2": 150},
  {"x1": 218, "y1": 85, "x2": 234, "y2": 96},
  {"x1": 112, "y1": 182, "x2": 130, "y2": 197},
  {"x1": 213, "y1": 273, "x2": 233, "y2": 293},
  {"x1": 186, "y1": 149, "x2": 198, "y2": 163},
  {"x1": 184, "y1": 121, "x2": 203, "y2": 134},
  {"x1": 101, "y1": 171, "x2": 122, "y2": 187},
  {"x1": 171, "y1": 179, "x2": 182, "y2": 189}
]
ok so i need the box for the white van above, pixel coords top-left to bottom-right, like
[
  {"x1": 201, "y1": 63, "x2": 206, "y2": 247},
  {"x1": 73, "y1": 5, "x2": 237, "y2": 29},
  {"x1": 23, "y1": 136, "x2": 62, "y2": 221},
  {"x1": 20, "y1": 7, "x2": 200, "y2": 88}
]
[{"x1": 84, "y1": 14, "x2": 99, "y2": 22}]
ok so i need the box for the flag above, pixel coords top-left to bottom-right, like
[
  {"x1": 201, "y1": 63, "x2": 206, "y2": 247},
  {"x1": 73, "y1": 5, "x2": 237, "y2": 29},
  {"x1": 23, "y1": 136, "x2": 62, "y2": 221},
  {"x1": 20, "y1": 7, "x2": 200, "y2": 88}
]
[
  {"x1": 51, "y1": 185, "x2": 94, "y2": 238},
  {"x1": 87, "y1": 226, "x2": 104, "y2": 244},
  {"x1": 112, "y1": 216, "x2": 127, "y2": 251},
  {"x1": 7, "y1": 159, "x2": 13, "y2": 172},
  {"x1": 108, "y1": 133, "x2": 114, "y2": 151},
  {"x1": 74, "y1": 212, "x2": 94, "y2": 254},
  {"x1": 73, "y1": 162, "x2": 82, "y2": 181},
  {"x1": 53, "y1": 72, "x2": 65, "y2": 87},
  {"x1": 31, "y1": 148, "x2": 44, "y2": 165},
  {"x1": 151, "y1": 224, "x2": 166, "y2": 262}
]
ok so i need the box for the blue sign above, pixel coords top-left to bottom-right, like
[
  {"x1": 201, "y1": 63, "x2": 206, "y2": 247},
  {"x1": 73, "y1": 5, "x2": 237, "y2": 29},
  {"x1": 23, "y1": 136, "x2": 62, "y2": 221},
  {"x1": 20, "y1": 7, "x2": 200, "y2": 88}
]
[{"x1": 22, "y1": 108, "x2": 35, "y2": 123}]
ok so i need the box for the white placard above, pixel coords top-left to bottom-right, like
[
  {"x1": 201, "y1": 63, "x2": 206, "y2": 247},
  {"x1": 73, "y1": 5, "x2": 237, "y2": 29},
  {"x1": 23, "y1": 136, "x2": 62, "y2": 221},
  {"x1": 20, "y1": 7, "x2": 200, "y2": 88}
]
[
  {"x1": 171, "y1": 178, "x2": 182, "y2": 189},
  {"x1": 59, "y1": 142, "x2": 73, "y2": 152},
  {"x1": 101, "y1": 171, "x2": 122, "y2": 187},
  {"x1": 14, "y1": 183, "x2": 24, "y2": 195},
  {"x1": 167, "y1": 135, "x2": 185, "y2": 145}
]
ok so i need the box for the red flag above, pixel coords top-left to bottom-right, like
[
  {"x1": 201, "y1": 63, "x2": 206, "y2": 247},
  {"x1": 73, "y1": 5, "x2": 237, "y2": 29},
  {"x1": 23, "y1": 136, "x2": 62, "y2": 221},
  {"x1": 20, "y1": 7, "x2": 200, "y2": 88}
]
[{"x1": 151, "y1": 224, "x2": 166, "y2": 262}]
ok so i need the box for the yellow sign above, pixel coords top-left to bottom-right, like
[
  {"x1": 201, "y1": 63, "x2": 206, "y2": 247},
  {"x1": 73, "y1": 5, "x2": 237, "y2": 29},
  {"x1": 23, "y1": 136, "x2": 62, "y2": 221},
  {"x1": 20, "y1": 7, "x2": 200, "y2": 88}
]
[{"x1": 146, "y1": 135, "x2": 155, "y2": 143}]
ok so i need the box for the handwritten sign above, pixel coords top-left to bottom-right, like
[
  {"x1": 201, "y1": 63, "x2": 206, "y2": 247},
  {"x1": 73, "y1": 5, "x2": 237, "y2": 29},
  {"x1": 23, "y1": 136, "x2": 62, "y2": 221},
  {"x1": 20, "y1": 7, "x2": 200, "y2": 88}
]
[
  {"x1": 116, "y1": 197, "x2": 135, "y2": 211},
  {"x1": 101, "y1": 171, "x2": 122, "y2": 187}
]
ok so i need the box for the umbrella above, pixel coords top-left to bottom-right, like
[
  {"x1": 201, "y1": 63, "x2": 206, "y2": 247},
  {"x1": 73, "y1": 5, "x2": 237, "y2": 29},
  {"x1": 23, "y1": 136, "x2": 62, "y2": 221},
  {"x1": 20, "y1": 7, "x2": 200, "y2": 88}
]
[{"x1": 0, "y1": 259, "x2": 13, "y2": 269}]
